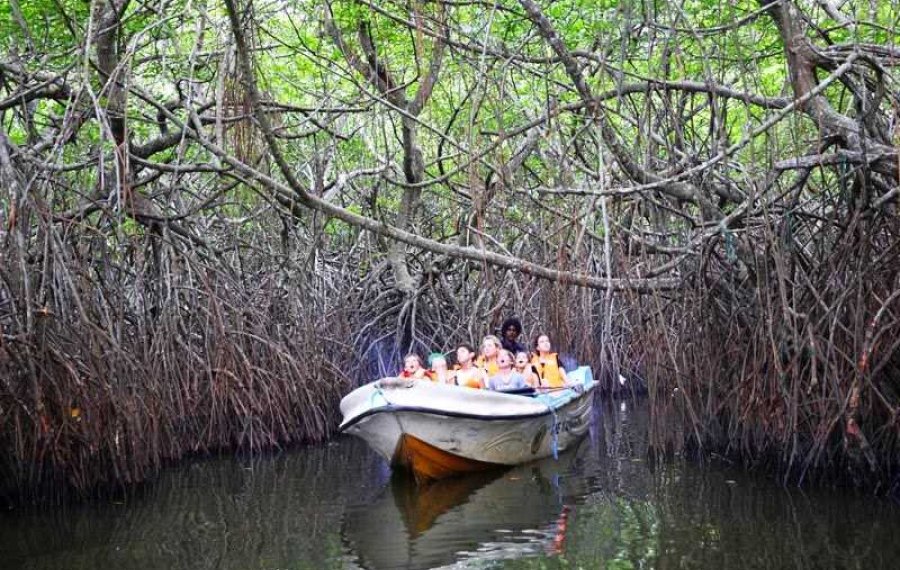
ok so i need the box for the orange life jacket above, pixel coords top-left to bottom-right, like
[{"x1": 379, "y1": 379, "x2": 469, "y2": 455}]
[
  {"x1": 455, "y1": 367, "x2": 484, "y2": 389},
  {"x1": 475, "y1": 355, "x2": 500, "y2": 377},
  {"x1": 532, "y1": 353, "x2": 564, "y2": 388}
]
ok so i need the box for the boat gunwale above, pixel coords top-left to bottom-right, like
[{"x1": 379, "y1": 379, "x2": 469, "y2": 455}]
[{"x1": 339, "y1": 384, "x2": 596, "y2": 432}]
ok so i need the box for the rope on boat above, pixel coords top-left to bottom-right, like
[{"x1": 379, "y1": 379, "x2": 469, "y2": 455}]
[
  {"x1": 369, "y1": 385, "x2": 387, "y2": 408},
  {"x1": 550, "y1": 406, "x2": 559, "y2": 459},
  {"x1": 536, "y1": 392, "x2": 560, "y2": 459}
]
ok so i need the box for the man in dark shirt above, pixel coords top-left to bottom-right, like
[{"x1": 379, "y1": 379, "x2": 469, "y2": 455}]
[{"x1": 500, "y1": 317, "x2": 526, "y2": 353}]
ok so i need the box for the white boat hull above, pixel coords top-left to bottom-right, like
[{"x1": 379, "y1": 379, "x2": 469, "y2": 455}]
[{"x1": 339, "y1": 367, "x2": 596, "y2": 479}]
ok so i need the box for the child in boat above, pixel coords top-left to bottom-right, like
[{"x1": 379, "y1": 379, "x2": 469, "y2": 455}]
[
  {"x1": 487, "y1": 350, "x2": 528, "y2": 392},
  {"x1": 531, "y1": 334, "x2": 568, "y2": 388},
  {"x1": 427, "y1": 352, "x2": 455, "y2": 385},
  {"x1": 475, "y1": 335, "x2": 502, "y2": 376},
  {"x1": 514, "y1": 350, "x2": 540, "y2": 388},
  {"x1": 454, "y1": 343, "x2": 486, "y2": 389},
  {"x1": 399, "y1": 353, "x2": 427, "y2": 379}
]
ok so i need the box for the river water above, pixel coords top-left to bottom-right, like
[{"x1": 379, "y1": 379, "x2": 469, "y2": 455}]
[{"x1": 2, "y1": 399, "x2": 899, "y2": 569}]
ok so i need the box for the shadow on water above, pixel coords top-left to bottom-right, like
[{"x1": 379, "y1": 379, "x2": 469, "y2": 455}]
[
  {"x1": 342, "y1": 447, "x2": 583, "y2": 570},
  {"x1": 2, "y1": 399, "x2": 900, "y2": 569}
]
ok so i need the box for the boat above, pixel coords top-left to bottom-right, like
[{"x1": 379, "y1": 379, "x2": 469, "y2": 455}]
[{"x1": 339, "y1": 366, "x2": 596, "y2": 481}]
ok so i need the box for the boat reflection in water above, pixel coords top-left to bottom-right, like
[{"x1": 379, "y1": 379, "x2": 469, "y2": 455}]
[{"x1": 342, "y1": 441, "x2": 586, "y2": 570}]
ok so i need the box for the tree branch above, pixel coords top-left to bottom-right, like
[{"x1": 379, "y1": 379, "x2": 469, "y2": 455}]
[{"x1": 216, "y1": 0, "x2": 681, "y2": 293}]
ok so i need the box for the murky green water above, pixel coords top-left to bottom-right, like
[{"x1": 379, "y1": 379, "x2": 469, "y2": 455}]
[{"x1": 2, "y1": 400, "x2": 899, "y2": 569}]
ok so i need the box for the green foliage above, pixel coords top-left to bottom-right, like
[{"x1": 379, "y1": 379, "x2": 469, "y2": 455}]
[
  {"x1": 3, "y1": 0, "x2": 898, "y2": 263},
  {"x1": 0, "y1": 0, "x2": 90, "y2": 54}
]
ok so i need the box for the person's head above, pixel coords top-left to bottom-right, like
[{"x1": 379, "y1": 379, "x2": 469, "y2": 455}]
[
  {"x1": 481, "y1": 335, "x2": 501, "y2": 359},
  {"x1": 534, "y1": 334, "x2": 552, "y2": 354},
  {"x1": 514, "y1": 351, "x2": 530, "y2": 370},
  {"x1": 456, "y1": 343, "x2": 476, "y2": 366},
  {"x1": 428, "y1": 353, "x2": 448, "y2": 372},
  {"x1": 497, "y1": 349, "x2": 514, "y2": 370},
  {"x1": 501, "y1": 317, "x2": 522, "y2": 344},
  {"x1": 403, "y1": 354, "x2": 423, "y2": 374}
]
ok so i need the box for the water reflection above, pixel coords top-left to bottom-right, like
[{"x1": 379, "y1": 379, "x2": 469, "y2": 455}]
[
  {"x1": 1, "y1": 400, "x2": 899, "y2": 570},
  {"x1": 0, "y1": 439, "x2": 387, "y2": 570},
  {"x1": 343, "y1": 448, "x2": 582, "y2": 570}
]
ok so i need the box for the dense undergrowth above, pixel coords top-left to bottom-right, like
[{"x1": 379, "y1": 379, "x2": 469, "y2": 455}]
[{"x1": 2, "y1": 0, "x2": 900, "y2": 502}]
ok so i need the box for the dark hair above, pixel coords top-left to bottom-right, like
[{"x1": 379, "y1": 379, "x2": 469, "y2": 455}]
[
  {"x1": 533, "y1": 333, "x2": 550, "y2": 349},
  {"x1": 457, "y1": 343, "x2": 476, "y2": 354},
  {"x1": 501, "y1": 317, "x2": 522, "y2": 334}
]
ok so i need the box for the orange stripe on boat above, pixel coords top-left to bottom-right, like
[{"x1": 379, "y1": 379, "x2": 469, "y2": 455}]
[{"x1": 393, "y1": 434, "x2": 500, "y2": 482}]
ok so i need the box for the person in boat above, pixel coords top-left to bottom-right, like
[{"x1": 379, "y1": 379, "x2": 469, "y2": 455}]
[
  {"x1": 399, "y1": 353, "x2": 427, "y2": 379},
  {"x1": 475, "y1": 335, "x2": 502, "y2": 376},
  {"x1": 487, "y1": 350, "x2": 528, "y2": 392},
  {"x1": 454, "y1": 343, "x2": 487, "y2": 389},
  {"x1": 427, "y1": 352, "x2": 456, "y2": 385},
  {"x1": 514, "y1": 350, "x2": 540, "y2": 388},
  {"x1": 531, "y1": 334, "x2": 569, "y2": 388},
  {"x1": 499, "y1": 317, "x2": 526, "y2": 353}
]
